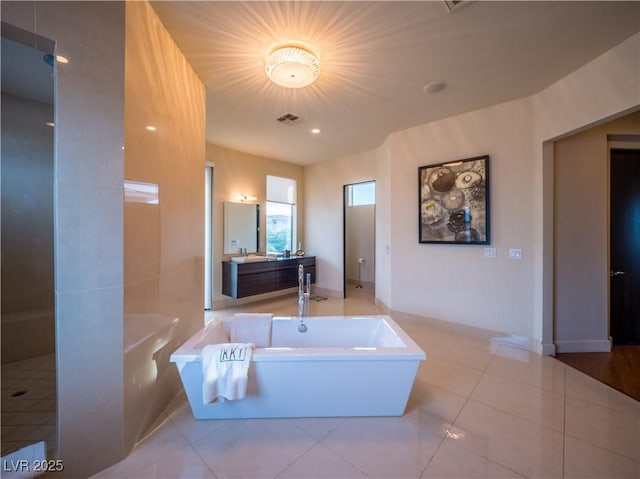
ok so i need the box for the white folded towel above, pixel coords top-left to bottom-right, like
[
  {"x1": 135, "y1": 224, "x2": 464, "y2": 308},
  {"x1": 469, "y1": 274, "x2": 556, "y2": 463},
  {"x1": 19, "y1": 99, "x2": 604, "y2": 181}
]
[
  {"x1": 202, "y1": 343, "x2": 253, "y2": 403},
  {"x1": 229, "y1": 313, "x2": 273, "y2": 347}
]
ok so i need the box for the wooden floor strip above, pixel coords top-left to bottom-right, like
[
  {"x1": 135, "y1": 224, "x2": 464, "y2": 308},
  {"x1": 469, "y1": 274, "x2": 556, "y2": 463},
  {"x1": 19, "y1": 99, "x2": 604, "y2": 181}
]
[{"x1": 555, "y1": 345, "x2": 640, "y2": 401}]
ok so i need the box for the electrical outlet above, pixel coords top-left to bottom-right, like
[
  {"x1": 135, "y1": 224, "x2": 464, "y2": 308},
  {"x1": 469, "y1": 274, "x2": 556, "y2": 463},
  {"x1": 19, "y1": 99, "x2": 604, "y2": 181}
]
[
  {"x1": 484, "y1": 247, "x2": 496, "y2": 258},
  {"x1": 508, "y1": 248, "x2": 523, "y2": 260}
]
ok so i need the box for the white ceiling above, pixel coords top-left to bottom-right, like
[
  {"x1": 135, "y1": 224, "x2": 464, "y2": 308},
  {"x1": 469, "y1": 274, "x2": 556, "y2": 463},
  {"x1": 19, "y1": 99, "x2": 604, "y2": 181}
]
[
  {"x1": 1, "y1": 2, "x2": 637, "y2": 165},
  {"x1": 150, "y1": 1, "x2": 639, "y2": 165}
]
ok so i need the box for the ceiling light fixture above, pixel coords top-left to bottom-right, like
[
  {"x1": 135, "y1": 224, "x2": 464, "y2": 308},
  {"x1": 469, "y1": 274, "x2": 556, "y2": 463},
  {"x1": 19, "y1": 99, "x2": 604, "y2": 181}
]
[{"x1": 266, "y1": 45, "x2": 319, "y2": 89}]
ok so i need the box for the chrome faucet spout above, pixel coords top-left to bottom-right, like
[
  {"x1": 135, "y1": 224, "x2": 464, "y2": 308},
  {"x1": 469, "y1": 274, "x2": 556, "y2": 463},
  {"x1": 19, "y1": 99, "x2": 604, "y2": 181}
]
[
  {"x1": 297, "y1": 264, "x2": 308, "y2": 317},
  {"x1": 298, "y1": 264, "x2": 304, "y2": 295}
]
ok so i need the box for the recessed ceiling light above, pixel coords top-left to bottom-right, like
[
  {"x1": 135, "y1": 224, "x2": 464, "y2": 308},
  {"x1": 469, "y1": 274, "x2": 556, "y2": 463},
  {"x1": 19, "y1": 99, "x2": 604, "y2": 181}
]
[
  {"x1": 311, "y1": 128, "x2": 320, "y2": 134},
  {"x1": 423, "y1": 81, "x2": 446, "y2": 94},
  {"x1": 45, "y1": 122, "x2": 55, "y2": 127},
  {"x1": 56, "y1": 55, "x2": 69, "y2": 64},
  {"x1": 145, "y1": 125, "x2": 157, "y2": 131}
]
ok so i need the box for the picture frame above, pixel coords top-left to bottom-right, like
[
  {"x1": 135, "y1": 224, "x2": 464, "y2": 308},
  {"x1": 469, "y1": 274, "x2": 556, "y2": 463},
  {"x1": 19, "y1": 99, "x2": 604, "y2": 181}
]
[{"x1": 418, "y1": 155, "x2": 490, "y2": 244}]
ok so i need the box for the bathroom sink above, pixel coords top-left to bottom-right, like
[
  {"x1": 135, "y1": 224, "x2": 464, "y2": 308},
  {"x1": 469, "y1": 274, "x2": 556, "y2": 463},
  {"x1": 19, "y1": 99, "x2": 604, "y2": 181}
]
[{"x1": 231, "y1": 255, "x2": 270, "y2": 263}]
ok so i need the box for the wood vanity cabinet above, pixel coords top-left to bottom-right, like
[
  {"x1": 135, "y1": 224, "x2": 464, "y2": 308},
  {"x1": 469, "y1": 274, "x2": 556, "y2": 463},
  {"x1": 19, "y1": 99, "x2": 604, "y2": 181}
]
[{"x1": 222, "y1": 256, "x2": 316, "y2": 298}]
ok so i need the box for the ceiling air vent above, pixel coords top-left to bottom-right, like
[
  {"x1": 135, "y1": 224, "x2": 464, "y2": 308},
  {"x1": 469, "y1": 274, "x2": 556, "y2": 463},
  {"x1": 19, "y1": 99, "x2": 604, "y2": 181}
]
[
  {"x1": 276, "y1": 113, "x2": 301, "y2": 125},
  {"x1": 443, "y1": 1, "x2": 470, "y2": 13}
]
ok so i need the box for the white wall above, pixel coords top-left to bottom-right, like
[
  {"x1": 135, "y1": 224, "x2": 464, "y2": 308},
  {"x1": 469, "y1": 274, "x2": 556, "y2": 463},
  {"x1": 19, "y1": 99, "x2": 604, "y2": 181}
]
[
  {"x1": 306, "y1": 33, "x2": 640, "y2": 347},
  {"x1": 305, "y1": 149, "x2": 383, "y2": 296},
  {"x1": 387, "y1": 99, "x2": 536, "y2": 337},
  {"x1": 309, "y1": 99, "x2": 536, "y2": 337}
]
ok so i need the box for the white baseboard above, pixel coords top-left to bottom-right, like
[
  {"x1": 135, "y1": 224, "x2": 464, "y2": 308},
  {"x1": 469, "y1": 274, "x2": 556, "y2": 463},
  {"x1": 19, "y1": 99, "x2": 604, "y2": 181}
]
[
  {"x1": 491, "y1": 335, "x2": 535, "y2": 351},
  {"x1": 555, "y1": 339, "x2": 612, "y2": 353},
  {"x1": 488, "y1": 337, "x2": 558, "y2": 356},
  {"x1": 311, "y1": 286, "x2": 342, "y2": 298},
  {"x1": 539, "y1": 342, "x2": 557, "y2": 356}
]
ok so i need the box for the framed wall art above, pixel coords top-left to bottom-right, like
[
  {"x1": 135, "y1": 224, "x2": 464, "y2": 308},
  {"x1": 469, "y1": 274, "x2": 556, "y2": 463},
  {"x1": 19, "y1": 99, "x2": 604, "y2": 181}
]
[{"x1": 418, "y1": 155, "x2": 490, "y2": 244}]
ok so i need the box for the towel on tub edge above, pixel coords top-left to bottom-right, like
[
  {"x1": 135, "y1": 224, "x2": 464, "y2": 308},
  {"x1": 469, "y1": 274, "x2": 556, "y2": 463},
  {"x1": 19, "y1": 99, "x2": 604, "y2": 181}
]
[
  {"x1": 202, "y1": 343, "x2": 253, "y2": 403},
  {"x1": 229, "y1": 312, "x2": 273, "y2": 347}
]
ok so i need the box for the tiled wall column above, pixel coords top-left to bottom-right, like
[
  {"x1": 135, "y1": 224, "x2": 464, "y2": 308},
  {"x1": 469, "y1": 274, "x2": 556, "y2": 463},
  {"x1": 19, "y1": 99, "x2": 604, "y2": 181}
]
[{"x1": 1, "y1": 2, "x2": 126, "y2": 477}]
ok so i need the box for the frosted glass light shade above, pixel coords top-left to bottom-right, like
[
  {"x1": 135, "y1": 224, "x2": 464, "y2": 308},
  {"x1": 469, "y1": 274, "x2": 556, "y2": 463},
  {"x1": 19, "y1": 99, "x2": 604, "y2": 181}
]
[{"x1": 266, "y1": 46, "x2": 319, "y2": 88}]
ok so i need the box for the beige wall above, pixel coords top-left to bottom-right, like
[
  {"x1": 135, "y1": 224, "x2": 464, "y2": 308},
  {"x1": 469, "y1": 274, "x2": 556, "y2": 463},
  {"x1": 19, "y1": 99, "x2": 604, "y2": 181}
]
[
  {"x1": 208, "y1": 143, "x2": 304, "y2": 306},
  {"x1": 533, "y1": 33, "x2": 640, "y2": 353},
  {"x1": 1, "y1": 93, "x2": 55, "y2": 363},
  {"x1": 388, "y1": 99, "x2": 536, "y2": 337},
  {"x1": 123, "y1": 0, "x2": 205, "y2": 451},
  {"x1": 306, "y1": 33, "x2": 640, "y2": 349},
  {"x1": 346, "y1": 204, "x2": 375, "y2": 283},
  {"x1": 553, "y1": 112, "x2": 640, "y2": 352},
  {"x1": 306, "y1": 149, "x2": 384, "y2": 296},
  {"x1": 309, "y1": 99, "x2": 536, "y2": 336}
]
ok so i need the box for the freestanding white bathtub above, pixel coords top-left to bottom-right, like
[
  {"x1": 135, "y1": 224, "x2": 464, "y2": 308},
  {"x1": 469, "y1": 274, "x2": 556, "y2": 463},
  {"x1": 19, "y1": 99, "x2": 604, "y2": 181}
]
[{"x1": 170, "y1": 315, "x2": 426, "y2": 419}]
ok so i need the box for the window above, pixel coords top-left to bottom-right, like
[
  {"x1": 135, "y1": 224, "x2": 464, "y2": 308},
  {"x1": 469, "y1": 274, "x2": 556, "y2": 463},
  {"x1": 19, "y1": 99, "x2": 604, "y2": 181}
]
[
  {"x1": 348, "y1": 181, "x2": 375, "y2": 206},
  {"x1": 266, "y1": 175, "x2": 296, "y2": 254}
]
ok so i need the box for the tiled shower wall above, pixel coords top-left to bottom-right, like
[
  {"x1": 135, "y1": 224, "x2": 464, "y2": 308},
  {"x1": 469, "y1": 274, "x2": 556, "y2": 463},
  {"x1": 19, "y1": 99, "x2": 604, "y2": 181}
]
[
  {"x1": 1, "y1": 92, "x2": 55, "y2": 364},
  {"x1": 2, "y1": 1, "x2": 206, "y2": 477}
]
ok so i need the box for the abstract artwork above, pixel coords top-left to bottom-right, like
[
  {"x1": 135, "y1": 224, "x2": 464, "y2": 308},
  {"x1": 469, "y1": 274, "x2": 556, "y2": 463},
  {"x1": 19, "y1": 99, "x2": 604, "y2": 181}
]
[{"x1": 418, "y1": 155, "x2": 490, "y2": 244}]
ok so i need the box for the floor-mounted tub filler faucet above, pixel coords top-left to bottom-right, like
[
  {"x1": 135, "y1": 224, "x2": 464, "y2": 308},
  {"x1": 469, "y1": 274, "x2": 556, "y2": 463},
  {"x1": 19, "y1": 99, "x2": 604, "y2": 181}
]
[{"x1": 297, "y1": 264, "x2": 309, "y2": 332}]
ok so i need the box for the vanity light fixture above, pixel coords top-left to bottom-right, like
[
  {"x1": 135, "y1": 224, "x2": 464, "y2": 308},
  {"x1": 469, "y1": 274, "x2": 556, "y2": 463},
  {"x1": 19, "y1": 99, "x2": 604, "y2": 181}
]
[
  {"x1": 266, "y1": 45, "x2": 320, "y2": 88},
  {"x1": 235, "y1": 194, "x2": 257, "y2": 203}
]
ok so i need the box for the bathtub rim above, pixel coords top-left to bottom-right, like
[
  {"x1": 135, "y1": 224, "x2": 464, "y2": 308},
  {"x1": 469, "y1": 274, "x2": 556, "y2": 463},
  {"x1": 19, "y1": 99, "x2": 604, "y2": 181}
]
[{"x1": 170, "y1": 315, "x2": 425, "y2": 363}]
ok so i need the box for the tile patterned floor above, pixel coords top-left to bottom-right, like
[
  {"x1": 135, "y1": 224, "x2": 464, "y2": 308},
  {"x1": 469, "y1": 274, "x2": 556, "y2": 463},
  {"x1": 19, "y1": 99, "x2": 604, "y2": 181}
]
[
  {"x1": 84, "y1": 291, "x2": 638, "y2": 478},
  {"x1": 1, "y1": 354, "x2": 57, "y2": 458}
]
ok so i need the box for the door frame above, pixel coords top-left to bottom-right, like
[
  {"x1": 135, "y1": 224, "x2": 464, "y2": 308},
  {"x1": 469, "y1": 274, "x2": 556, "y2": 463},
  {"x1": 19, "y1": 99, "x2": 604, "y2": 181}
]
[
  {"x1": 342, "y1": 180, "x2": 376, "y2": 298},
  {"x1": 607, "y1": 138, "x2": 640, "y2": 344},
  {"x1": 204, "y1": 162, "x2": 214, "y2": 310}
]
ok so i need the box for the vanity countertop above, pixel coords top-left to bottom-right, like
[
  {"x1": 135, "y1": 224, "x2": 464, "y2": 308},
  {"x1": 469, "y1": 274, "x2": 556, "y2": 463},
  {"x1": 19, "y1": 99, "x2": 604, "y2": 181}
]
[{"x1": 227, "y1": 255, "x2": 311, "y2": 264}]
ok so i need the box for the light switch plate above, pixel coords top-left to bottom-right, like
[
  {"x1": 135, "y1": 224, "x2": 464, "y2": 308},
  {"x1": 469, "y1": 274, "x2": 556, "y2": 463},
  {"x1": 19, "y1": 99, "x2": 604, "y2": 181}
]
[
  {"x1": 484, "y1": 247, "x2": 496, "y2": 258},
  {"x1": 508, "y1": 248, "x2": 523, "y2": 260}
]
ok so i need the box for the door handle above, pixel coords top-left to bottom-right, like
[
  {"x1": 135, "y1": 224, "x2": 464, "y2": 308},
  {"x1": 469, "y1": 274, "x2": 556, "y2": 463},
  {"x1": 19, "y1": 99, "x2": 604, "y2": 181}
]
[{"x1": 610, "y1": 270, "x2": 626, "y2": 277}]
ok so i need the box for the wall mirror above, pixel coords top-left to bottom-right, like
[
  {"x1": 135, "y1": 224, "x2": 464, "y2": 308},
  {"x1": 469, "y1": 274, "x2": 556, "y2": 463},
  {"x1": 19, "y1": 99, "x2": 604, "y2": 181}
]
[{"x1": 223, "y1": 202, "x2": 259, "y2": 254}]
